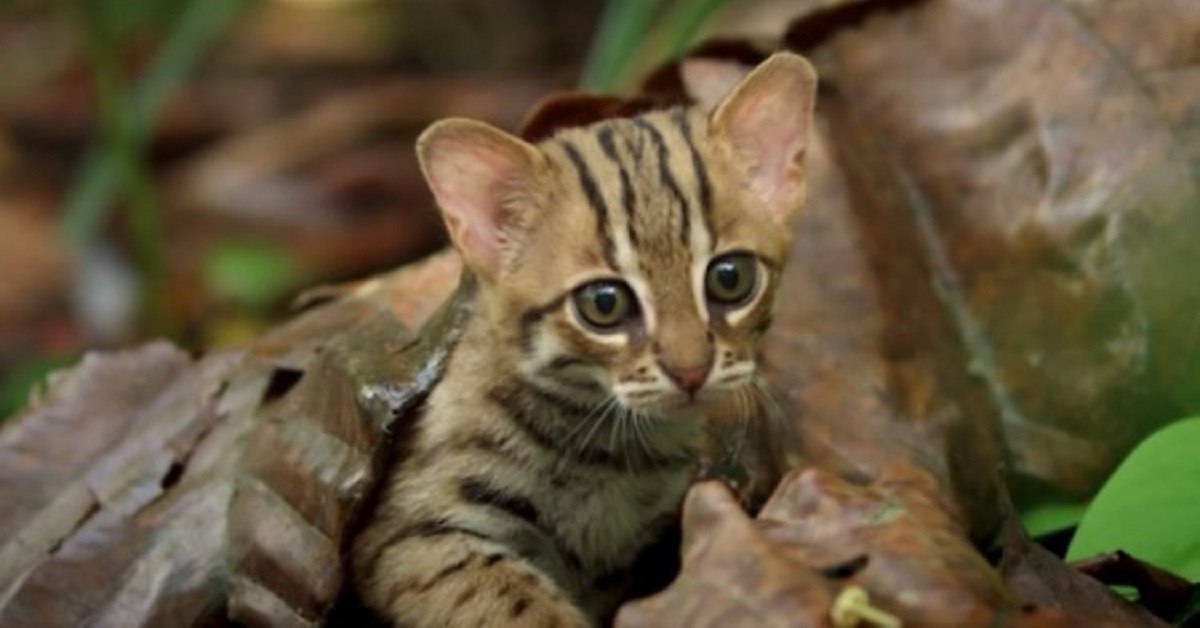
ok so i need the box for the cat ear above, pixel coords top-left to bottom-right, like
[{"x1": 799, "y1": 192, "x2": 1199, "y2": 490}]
[
  {"x1": 417, "y1": 118, "x2": 540, "y2": 278},
  {"x1": 710, "y1": 52, "x2": 816, "y2": 224}
]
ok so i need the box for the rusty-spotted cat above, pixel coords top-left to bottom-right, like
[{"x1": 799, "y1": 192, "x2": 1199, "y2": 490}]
[{"x1": 352, "y1": 52, "x2": 816, "y2": 627}]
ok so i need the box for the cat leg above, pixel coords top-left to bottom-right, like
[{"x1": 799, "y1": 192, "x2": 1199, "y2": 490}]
[{"x1": 359, "y1": 531, "x2": 591, "y2": 628}]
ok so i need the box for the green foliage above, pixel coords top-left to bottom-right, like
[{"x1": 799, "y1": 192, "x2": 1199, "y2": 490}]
[
  {"x1": 202, "y1": 240, "x2": 307, "y2": 310},
  {"x1": 581, "y1": 0, "x2": 730, "y2": 92},
  {"x1": 63, "y1": 0, "x2": 248, "y2": 249},
  {"x1": 582, "y1": 0, "x2": 664, "y2": 91},
  {"x1": 1020, "y1": 499, "x2": 1089, "y2": 539},
  {"x1": 1066, "y1": 416, "x2": 1200, "y2": 581},
  {"x1": 62, "y1": 0, "x2": 250, "y2": 333},
  {"x1": 0, "y1": 355, "x2": 74, "y2": 420},
  {"x1": 655, "y1": 0, "x2": 729, "y2": 59}
]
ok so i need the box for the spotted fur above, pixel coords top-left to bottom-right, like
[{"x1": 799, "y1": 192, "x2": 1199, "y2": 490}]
[{"x1": 352, "y1": 52, "x2": 816, "y2": 627}]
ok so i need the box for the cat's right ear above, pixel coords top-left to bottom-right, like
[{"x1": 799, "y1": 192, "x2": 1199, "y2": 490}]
[
  {"x1": 710, "y1": 52, "x2": 816, "y2": 226},
  {"x1": 417, "y1": 118, "x2": 540, "y2": 278}
]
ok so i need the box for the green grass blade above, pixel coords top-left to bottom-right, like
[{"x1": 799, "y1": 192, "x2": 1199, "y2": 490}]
[
  {"x1": 657, "y1": 0, "x2": 729, "y2": 59},
  {"x1": 61, "y1": 0, "x2": 249, "y2": 249},
  {"x1": 580, "y1": 0, "x2": 665, "y2": 92},
  {"x1": 79, "y1": 0, "x2": 169, "y2": 331}
]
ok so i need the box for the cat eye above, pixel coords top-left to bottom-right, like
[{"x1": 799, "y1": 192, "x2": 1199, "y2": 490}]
[
  {"x1": 705, "y1": 253, "x2": 758, "y2": 305},
  {"x1": 572, "y1": 281, "x2": 639, "y2": 331}
]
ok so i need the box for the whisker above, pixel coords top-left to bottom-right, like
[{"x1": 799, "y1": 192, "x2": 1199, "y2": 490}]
[
  {"x1": 607, "y1": 403, "x2": 622, "y2": 456},
  {"x1": 728, "y1": 385, "x2": 750, "y2": 465},
  {"x1": 559, "y1": 394, "x2": 618, "y2": 471},
  {"x1": 631, "y1": 410, "x2": 654, "y2": 464},
  {"x1": 578, "y1": 397, "x2": 616, "y2": 451},
  {"x1": 750, "y1": 375, "x2": 795, "y2": 470},
  {"x1": 560, "y1": 394, "x2": 609, "y2": 445},
  {"x1": 619, "y1": 410, "x2": 633, "y2": 473},
  {"x1": 752, "y1": 376, "x2": 788, "y2": 430}
]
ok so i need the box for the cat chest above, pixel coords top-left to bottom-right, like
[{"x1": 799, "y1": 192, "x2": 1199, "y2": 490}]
[{"x1": 530, "y1": 464, "x2": 692, "y2": 575}]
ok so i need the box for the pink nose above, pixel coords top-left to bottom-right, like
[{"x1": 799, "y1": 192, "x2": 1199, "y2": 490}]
[{"x1": 663, "y1": 364, "x2": 710, "y2": 395}]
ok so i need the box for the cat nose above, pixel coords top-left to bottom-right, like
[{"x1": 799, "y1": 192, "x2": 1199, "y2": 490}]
[{"x1": 662, "y1": 363, "x2": 711, "y2": 395}]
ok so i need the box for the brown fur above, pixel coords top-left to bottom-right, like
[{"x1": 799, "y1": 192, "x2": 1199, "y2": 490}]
[{"x1": 352, "y1": 53, "x2": 816, "y2": 627}]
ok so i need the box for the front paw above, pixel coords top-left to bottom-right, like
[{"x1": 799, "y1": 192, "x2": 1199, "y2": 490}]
[{"x1": 360, "y1": 535, "x2": 592, "y2": 628}]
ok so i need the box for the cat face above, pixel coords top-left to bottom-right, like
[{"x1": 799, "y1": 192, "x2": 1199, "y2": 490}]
[{"x1": 419, "y1": 53, "x2": 815, "y2": 417}]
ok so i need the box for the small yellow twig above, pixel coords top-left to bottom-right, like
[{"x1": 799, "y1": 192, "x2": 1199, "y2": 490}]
[{"x1": 830, "y1": 585, "x2": 902, "y2": 628}]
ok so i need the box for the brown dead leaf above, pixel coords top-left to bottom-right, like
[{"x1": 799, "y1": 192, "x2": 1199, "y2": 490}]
[
  {"x1": 0, "y1": 247, "x2": 472, "y2": 625},
  {"x1": 803, "y1": 0, "x2": 1200, "y2": 492},
  {"x1": 3, "y1": 0, "x2": 1198, "y2": 625},
  {"x1": 997, "y1": 513, "x2": 1166, "y2": 626},
  {"x1": 620, "y1": 476, "x2": 1132, "y2": 627},
  {"x1": 0, "y1": 342, "x2": 240, "y2": 626}
]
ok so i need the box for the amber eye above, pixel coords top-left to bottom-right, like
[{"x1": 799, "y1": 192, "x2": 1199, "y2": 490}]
[
  {"x1": 573, "y1": 280, "x2": 638, "y2": 330},
  {"x1": 705, "y1": 254, "x2": 758, "y2": 305}
]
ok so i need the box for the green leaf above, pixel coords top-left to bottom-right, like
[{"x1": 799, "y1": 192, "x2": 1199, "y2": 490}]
[
  {"x1": 61, "y1": 0, "x2": 250, "y2": 249},
  {"x1": 1020, "y1": 499, "x2": 1089, "y2": 539},
  {"x1": 581, "y1": 0, "x2": 665, "y2": 91},
  {"x1": 654, "y1": 0, "x2": 729, "y2": 60},
  {"x1": 1, "y1": 355, "x2": 75, "y2": 420},
  {"x1": 580, "y1": 0, "x2": 731, "y2": 92},
  {"x1": 202, "y1": 240, "x2": 306, "y2": 309},
  {"x1": 1066, "y1": 416, "x2": 1200, "y2": 580}
]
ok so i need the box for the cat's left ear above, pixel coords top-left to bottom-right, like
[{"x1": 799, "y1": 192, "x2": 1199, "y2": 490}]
[
  {"x1": 417, "y1": 118, "x2": 541, "y2": 279},
  {"x1": 710, "y1": 52, "x2": 817, "y2": 225}
]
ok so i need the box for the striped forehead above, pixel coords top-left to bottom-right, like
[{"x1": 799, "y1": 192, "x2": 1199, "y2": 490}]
[{"x1": 544, "y1": 109, "x2": 715, "y2": 319}]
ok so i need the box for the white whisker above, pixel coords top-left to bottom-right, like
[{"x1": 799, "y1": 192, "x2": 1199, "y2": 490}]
[
  {"x1": 560, "y1": 395, "x2": 619, "y2": 471},
  {"x1": 631, "y1": 410, "x2": 654, "y2": 464}
]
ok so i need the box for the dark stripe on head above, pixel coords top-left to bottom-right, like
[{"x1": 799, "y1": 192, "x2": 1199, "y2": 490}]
[
  {"x1": 459, "y1": 476, "x2": 542, "y2": 527},
  {"x1": 674, "y1": 109, "x2": 713, "y2": 236},
  {"x1": 560, "y1": 139, "x2": 617, "y2": 268},
  {"x1": 633, "y1": 118, "x2": 690, "y2": 244},
  {"x1": 597, "y1": 125, "x2": 639, "y2": 247}
]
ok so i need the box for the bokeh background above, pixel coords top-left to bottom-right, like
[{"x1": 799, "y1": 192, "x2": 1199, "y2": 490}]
[{"x1": 0, "y1": 0, "x2": 783, "y2": 417}]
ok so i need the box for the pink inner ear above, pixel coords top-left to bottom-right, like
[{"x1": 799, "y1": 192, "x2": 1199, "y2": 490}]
[
  {"x1": 713, "y1": 53, "x2": 815, "y2": 224},
  {"x1": 439, "y1": 149, "x2": 509, "y2": 253},
  {"x1": 422, "y1": 127, "x2": 532, "y2": 275},
  {"x1": 751, "y1": 103, "x2": 804, "y2": 209},
  {"x1": 728, "y1": 92, "x2": 807, "y2": 220}
]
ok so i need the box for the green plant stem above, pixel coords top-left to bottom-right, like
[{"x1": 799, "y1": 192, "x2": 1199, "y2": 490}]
[
  {"x1": 62, "y1": 0, "x2": 247, "y2": 250},
  {"x1": 79, "y1": 0, "x2": 169, "y2": 333},
  {"x1": 581, "y1": 0, "x2": 665, "y2": 91},
  {"x1": 581, "y1": 0, "x2": 730, "y2": 93},
  {"x1": 657, "y1": 0, "x2": 729, "y2": 59}
]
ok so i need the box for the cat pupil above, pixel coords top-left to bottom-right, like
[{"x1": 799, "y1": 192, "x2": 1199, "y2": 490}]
[
  {"x1": 716, "y1": 265, "x2": 739, "y2": 290},
  {"x1": 594, "y1": 290, "x2": 616, "y2": 314}
]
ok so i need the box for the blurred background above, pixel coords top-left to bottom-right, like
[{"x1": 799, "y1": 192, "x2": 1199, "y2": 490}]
[{"x1": 0, "y1": 0, "x2": 793, "y2": 417}]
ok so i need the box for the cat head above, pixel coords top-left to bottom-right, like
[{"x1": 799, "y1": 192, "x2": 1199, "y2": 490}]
[{"x1": 418, "y1": 52, "x2": 816, "y2": 417}]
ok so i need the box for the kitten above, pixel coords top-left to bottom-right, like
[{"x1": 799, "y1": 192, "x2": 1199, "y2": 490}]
[{"x1": 351, "y1": 52, "x2": 816, "y2": 627}]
